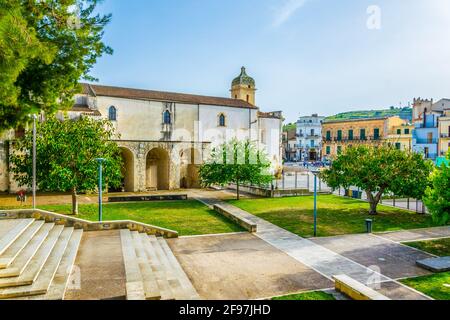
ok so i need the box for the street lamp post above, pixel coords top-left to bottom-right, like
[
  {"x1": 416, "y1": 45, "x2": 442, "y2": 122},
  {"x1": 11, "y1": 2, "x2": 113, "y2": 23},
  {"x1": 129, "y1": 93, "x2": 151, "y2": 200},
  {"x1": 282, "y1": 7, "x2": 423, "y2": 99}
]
[
  {"x1": 96, "y1": 158, "x2": 106, "y2": 222},
  {"x1": 311, "y1": 168, "x2": 320, "y2": 237},
  {"x1": 32, "y1": 114, "x2": 37, "y2": 209}
]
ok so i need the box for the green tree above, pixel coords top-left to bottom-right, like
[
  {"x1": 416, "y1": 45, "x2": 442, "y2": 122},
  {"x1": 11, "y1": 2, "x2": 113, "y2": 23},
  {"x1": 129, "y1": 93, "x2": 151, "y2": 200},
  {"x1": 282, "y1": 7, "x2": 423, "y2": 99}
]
[
  {"x1": 9, "y1": 116, "x2": 123, "y2": 214},
  {"x1": 0, "y1": 0, "x2": 112, "y2": 130},
  {"x1": 321, "y1": 145, "x2": 433, "y2": 215},
  {"x1": 199, "y1": 139, "x2": 273, "y2": 200},
  {"x1": 423, "y1": 152, "x2": 450, "y2": 225}
]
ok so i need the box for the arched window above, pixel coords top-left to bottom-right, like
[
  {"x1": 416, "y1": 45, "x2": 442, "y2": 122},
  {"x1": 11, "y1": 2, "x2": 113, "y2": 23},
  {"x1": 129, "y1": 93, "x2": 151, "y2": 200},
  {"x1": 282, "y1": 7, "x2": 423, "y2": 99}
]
[
  {"x1": 108, "y1": 106, "x2": 117, "y2": 121},
  {"x1": 218, "y1": 114, "x2": 226, "y2": 127},
  {"x1": 163, "y1": 110, "x2": 171, "y2": 124}
]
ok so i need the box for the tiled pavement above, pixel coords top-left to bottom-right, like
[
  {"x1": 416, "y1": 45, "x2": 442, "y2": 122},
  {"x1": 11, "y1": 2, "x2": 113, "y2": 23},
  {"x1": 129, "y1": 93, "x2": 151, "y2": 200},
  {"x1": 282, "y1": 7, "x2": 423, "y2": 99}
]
[{"x1": 190, "y1": 190, "x2": 440, "y2": 300}]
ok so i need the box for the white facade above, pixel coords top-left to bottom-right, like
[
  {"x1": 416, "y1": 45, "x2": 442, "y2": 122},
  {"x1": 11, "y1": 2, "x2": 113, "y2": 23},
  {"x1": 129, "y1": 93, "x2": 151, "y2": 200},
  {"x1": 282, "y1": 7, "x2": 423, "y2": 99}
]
[
  {"x1": 296, "y1": 114, "x2": 325, "y2": 161},
  {"x1": 1, "y1": 69, "x2": 283, "y2": 193}
]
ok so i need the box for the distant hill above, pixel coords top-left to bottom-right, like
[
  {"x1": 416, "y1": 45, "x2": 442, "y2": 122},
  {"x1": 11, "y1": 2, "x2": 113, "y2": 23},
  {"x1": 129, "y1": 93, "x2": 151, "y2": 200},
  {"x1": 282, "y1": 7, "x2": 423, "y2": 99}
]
[{"x1": 325, "y1": 107, "x2": 412, "y2": 122}]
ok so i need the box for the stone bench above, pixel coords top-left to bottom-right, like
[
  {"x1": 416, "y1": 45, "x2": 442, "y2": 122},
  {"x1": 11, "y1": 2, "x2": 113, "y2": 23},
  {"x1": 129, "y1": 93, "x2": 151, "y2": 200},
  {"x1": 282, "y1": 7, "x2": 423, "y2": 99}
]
[
  {"x1": 333, "y1": 275, "x2": 391, "y2": 300},
  {"x1": 416, "y1": 257, "x2": 450, "y2": 273},
  {"x1": 213, "y1": 204, "x2": 257, "y2": 233}
]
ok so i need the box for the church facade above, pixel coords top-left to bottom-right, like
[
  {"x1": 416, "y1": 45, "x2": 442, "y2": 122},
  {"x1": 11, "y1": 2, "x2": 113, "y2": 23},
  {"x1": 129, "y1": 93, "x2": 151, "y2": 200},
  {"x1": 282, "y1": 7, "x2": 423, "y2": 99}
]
[{"x1": 0, "y1": 67, "x2": 283, "y2": 192}]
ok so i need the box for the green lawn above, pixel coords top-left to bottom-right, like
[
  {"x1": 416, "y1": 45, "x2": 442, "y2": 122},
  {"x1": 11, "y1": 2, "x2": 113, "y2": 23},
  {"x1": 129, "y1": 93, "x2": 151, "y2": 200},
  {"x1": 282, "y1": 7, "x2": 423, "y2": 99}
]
[
  {"x1": 404, "y1": 238, "x2": 450, "y2": 257},
  {"x1": 400, "y1": 272, "x2": 450, "y2": 300},
  {"x1": 227, "y1": 195, "x2": 441, "y2": 238},
  {"x1": 272, "y1": 291, "x2": 335, "y2": 301},
  {"x1": 38, "y1": 200, "x2": 244, "y2": 236}
]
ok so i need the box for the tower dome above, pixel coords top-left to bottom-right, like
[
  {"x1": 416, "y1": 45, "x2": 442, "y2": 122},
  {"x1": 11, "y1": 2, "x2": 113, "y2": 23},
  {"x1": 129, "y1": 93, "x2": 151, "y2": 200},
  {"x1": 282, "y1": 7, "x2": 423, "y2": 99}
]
[
  {"x1": 232, "y1": 66, "x2": 256, "y2": 87},
  {"x1": 230, "y1": 67, "x2": 256, "y2": 105}
]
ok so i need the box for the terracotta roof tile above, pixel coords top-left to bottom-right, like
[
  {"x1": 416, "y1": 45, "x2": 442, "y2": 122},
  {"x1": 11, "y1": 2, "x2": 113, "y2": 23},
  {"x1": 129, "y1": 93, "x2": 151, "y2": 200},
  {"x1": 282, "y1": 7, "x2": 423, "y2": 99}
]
[{"x1": 81, "y1": 83, "x2": 257, "y2": 109}]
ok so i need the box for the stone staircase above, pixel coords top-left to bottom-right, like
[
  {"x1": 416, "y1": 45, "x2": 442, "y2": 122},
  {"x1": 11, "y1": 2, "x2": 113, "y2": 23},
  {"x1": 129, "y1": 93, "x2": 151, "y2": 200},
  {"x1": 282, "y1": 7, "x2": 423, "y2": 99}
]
[
  {"x1": 0, "y1": 219, "x2": 82, "y2": 300},
  {"x1": 120, "y1": 229, "x2": 199, "y2": 300}
]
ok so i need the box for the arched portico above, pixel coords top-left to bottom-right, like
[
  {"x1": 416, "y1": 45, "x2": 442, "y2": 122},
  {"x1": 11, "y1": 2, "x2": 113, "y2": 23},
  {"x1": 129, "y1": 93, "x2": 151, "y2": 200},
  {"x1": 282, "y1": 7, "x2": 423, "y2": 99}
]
[
  {"x1": 120, "y1": 147, "x2": 135, "y2": 192},
  {"x1": 146, "y1": 148, "x2": 170, "y2": 190}
]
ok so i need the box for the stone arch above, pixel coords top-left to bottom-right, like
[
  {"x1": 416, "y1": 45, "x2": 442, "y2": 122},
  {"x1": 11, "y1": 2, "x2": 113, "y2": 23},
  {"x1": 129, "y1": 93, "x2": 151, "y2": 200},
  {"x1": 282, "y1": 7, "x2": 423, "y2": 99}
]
[
  {"x1": 179, "y1": 147, "x2": 202, "y2": 189},
  {"x1": 146, "y1": 148, "x2": 170, "y2": 190},
  {"x1": 120, "y1": 147, "x2": 135, "y2": 192}
]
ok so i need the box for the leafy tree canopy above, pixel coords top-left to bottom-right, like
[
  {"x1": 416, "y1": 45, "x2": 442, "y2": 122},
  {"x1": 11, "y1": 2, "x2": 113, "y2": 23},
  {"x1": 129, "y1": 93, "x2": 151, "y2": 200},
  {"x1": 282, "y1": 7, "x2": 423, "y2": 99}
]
[
  {"x1": 199, "y1": 139, "x2": 273, "y2": 200},
  {"x1": 0, "y1": 0, "x2": 112, "y2": 130},
  {"x1": 321, "y1": 145, "x2": 433, "y2": 215},
  {"x1": 9, "y1": 116, "x2": 123, "y2": 214},
  {"x1": 424, "y1": 152, "x2": 450, "y2": 225}
]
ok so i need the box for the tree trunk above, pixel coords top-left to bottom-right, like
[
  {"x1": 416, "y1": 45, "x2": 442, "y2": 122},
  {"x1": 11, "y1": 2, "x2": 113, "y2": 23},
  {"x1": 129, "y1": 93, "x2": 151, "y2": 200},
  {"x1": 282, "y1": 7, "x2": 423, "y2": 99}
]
[
  {"x1": 366, "y1": 190, "x2": 381, "y2": 215},
  {"x1": 236, "y1": 180, "x2": 240, "y2": 200},
  {"x1": 72, "y1": 188, "x2": 78, "y2": 215},
  {"x1": 369, "y1": 201, "x2": 378, "y2": 215}
]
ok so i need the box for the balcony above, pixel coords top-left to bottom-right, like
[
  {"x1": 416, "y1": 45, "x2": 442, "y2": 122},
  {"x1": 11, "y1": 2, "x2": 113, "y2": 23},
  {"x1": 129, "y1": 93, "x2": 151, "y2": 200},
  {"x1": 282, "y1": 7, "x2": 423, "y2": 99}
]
[
  {"x1": 323, "y1": 136, "x2": 381, "y2": 142},
  {"x1": 414, "y1": 139, "x2": 438, "y2": 144},
  {"x1": 425, "y1": 153, "x2": 438, "y2": 160},
  {"x1": 441, "y1": 133, "x2": 450, "y2": 139}
]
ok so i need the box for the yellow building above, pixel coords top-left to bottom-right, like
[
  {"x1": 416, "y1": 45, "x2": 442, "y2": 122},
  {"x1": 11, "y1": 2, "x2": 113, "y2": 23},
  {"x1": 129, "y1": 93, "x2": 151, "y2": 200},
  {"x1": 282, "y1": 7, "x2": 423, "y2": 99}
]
[
  {"x1": 386, "y1": 124, "x2": 414, "y2": 151},
  {"x1": 439, "y1": 109, "x2": 450, "y2": 157},
  {"x1": 322, "y1": 116, "x2": 406, "y2": 158}
]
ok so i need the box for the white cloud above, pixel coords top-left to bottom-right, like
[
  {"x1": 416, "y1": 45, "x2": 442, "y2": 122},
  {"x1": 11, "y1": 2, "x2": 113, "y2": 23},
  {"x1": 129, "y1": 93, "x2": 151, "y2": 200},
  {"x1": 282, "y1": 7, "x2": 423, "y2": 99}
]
[{"x1": 272, "y1": 0, "x2": 308, "y2": 27}]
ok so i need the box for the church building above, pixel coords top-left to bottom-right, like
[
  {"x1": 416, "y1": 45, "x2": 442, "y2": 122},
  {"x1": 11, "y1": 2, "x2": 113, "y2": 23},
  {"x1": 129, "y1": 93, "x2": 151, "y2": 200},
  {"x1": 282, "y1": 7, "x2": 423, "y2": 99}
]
[{"x1": 0, "y1": 67, "x2": 283, "y2": 193}]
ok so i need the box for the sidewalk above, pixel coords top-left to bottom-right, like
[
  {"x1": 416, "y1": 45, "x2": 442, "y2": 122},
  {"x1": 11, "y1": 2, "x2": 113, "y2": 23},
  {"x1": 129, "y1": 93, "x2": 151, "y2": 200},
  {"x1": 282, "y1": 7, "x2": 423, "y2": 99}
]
[
  {"x1": 375, "y1": 226, "x2": 450, "y2": 243},
  {"x1": 190, "y1": 190, "x2": 431, "y2": 300}
]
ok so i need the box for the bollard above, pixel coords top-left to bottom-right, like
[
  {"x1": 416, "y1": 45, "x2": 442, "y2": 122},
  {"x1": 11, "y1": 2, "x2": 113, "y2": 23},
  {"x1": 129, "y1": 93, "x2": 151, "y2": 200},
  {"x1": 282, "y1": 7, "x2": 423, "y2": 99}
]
[{"x1": 365, "y1": 219, "x2": 373, "y2": 234}]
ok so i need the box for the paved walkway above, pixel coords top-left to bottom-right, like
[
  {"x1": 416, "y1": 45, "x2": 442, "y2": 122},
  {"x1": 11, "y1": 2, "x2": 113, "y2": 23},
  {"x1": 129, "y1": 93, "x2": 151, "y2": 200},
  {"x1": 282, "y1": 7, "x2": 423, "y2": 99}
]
[
  {"x1": 190, "y1": 190, "x2": 433, "y2": 300},
  {"x1": 375, "y1": 226, "x2": 450, "y2": 243}
]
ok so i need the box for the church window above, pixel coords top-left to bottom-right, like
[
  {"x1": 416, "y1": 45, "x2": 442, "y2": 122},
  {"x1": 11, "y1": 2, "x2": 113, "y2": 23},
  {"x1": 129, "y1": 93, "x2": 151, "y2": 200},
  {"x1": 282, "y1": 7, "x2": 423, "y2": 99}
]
[
  {"x1": 108, "y1": 106, "x2": 117, "y2": 121},
  {"x1": 218, "y1": 114, "x2": 226, "y2": 127},
  {"x1": 246, "y1": 95, "x2": 249, "y2": 102},
  {"x1": 163, "y1": 110, "x2": 172, "y2": 125}
]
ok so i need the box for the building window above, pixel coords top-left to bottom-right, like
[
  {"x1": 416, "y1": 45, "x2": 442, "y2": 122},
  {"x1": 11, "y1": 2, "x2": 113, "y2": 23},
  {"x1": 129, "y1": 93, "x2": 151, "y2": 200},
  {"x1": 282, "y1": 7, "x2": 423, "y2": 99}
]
[
  {"x1": 326, "y1": 146, "x2": 331, "y2": 155},
  {"x1": 374, "y1": 128, "x2": 380, "y2": 140},
  {"x1": 404, "y1": 129, "x2": 410, "y2": 134},
  {"x1": 163, "y1": 110, "x2": 172, "y2": 125},
  {"x1": 108, "y1": 106, "x2": 117, "y2": 121},
  {"x1": 337, "y1": 130, "x2": 342, "y2": 141},
  {"x1": 337, "y1": 146, "x2": 342, "y2": 155},
  {"x1": 348, "y1": 130, "x2": 354, "y2": 141},
  {"x1": 397, "y1": 129, "x2": 401, "y2": 135},
  {"x1": 218, "y1": 113, "x2": 226, "y2": 127},
  {"x1": 310, "y1": 140, "x2": 315, "y2": 148},
  {"x1": 326, "y1": 131, "x2": 331, "y2": 141},
  {"x1": 310, "y1": 129, "x2": 315, "y2": 136},
  {"x1": 395, "y1": 143, "x2": 401, "y2": 150},
  {"x1": 360, "y1": 129, "x2": 366, "y2": 140}
]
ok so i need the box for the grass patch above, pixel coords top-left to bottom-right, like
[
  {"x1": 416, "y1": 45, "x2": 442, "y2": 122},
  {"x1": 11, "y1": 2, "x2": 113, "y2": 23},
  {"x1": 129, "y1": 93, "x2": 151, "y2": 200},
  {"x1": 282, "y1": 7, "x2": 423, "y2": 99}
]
[
  {"x1": 228, "y1": 195, "x2": 441, "y2": 238},
  {"x1": 38, "y1": 200, "x2": 244, "y2": 236},
  {"x1": 404, "y1": 238, "x2": 450, "y2": 257},
  {"x1": 272, "y1": 291, "x2": 335, "y2": 301},
  {"x1": 400, "y1": 272, "x2": 450, "y2": 300}
]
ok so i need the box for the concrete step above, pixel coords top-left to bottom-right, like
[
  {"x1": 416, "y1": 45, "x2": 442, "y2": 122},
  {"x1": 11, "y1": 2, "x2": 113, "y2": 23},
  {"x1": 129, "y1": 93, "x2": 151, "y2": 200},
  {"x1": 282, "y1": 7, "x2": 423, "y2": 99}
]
[
  {"x1": 130, "y1": 231, "x2": 161, "y2": 300},
  {"x1": 139, "y1": 233, "x2": 175, "y2": 300},
  {"x1": 0, "y1": 225, "x2": 64, "y2": 288},
  {"x1": 0, "y1": 221, "x2": 45, "y2": 269},
  {"x1": 147, "y1": 235, "x2": 185, "y2": 300},
  {"x1": 0, "y1": 227, "x2": 73, "y2": 299},
  {"x1": 0, "y1": 223, "x2": 54, "y2": 279},
  {"x1": 120, "y1": 229, "x2": 145, "y2": 300},
  {"x1": 0, "y1": 219, "x2": 35, "y2": 256},
  {"x1": 24, "y1": 229, "x2": 83, "y2": 300},
  {"x1": 157, "y1": 237, "x2": 200, "y2": 300}
]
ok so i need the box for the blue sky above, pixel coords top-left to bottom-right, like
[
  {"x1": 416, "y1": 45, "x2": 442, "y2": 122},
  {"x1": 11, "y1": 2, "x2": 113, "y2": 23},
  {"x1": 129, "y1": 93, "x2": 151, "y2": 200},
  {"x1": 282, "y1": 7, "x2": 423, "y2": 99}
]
[{"x1": 90, "y1": 0, "x2": 450, "y2": 123}]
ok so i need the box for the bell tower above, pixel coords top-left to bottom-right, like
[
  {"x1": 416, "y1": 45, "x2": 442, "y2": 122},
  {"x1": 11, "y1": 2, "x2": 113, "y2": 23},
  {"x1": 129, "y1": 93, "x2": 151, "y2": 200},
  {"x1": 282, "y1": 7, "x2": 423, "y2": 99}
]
[{"x1": 231, "y1": 66, "x2": 256, "y2": 106}]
